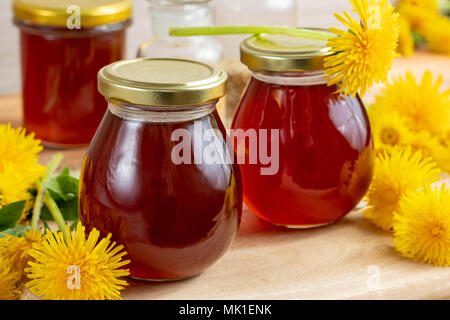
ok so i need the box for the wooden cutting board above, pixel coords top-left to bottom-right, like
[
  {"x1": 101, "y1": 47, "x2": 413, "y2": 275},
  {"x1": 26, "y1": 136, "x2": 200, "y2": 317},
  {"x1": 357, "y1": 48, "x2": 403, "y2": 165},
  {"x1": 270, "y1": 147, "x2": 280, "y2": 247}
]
[{"x1": 3, "y1": 51, "x2": 450, "y2": 300}]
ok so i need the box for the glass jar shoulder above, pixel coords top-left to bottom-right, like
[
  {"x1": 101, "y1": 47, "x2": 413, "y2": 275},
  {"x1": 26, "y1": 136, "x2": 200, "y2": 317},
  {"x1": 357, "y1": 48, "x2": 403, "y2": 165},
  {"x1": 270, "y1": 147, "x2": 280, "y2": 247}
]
[
  {"x1": 233, "y1": 76, "x2": 370, "y2": 136},
  {"x1": 83, "y1": 108, "x2": 240, "y2": 204}
]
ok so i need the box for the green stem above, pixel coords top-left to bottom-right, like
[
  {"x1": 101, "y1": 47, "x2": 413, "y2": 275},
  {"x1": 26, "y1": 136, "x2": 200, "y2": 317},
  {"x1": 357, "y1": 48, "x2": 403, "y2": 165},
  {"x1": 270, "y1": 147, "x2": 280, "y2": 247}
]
[
  {"x1": 169, "y1": 25, "x2": 333, "y2": 41},
  {"x1": 31, "y1": 153, "x2": 63, "y2": 230},
  {"x1": 43, "y1": 191, "x2": 67, "y2": 241}
]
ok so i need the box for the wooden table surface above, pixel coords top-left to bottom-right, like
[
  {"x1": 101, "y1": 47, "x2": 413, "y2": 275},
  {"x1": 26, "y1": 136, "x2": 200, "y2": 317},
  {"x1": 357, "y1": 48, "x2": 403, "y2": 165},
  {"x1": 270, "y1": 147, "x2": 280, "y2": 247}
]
[{"x1": 2, "y1": 51, "x2": 450, "y2": 300}]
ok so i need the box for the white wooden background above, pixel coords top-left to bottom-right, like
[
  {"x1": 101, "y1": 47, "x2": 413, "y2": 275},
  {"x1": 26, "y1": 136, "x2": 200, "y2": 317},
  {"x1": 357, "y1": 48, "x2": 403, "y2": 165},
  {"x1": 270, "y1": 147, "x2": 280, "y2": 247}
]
[{"x1": 0, "y1": 0, "x2": 360, "y2": 94}]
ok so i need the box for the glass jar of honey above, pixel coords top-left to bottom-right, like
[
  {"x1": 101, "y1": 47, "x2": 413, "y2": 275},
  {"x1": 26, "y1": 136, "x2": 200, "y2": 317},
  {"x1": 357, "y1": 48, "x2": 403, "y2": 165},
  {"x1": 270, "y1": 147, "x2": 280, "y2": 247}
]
[
  {"x1": 13, "y1": 0, "x2": 132, "y2": 147},
  {"x1": 232, "y1": 33, "x2": 374, "y2": 228},
  {"x1": 79, "y1": 58, "x2": 242, "y2": 281}
]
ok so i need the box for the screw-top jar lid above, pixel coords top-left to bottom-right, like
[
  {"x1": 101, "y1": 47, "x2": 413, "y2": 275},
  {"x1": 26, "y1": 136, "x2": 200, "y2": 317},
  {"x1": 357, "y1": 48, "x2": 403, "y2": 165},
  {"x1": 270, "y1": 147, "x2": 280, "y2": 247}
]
[
  {"x1": 98, "y1": 58, "x2": 227, "y2": 106},
  {"x1": 240, "y1": 30, "x2": 333, "y2": 73},
  {"x1": 13, "y1": 0, "x2": 132, "y2": 28}
]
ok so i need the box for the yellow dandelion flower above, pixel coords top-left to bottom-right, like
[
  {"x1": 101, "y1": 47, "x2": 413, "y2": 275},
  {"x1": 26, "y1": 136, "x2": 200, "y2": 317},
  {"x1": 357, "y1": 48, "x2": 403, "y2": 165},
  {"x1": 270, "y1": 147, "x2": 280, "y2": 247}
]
[
  {"x1": 0, "y1": 123, "x2": 45, "y2": 173},
  {"x1": 18, "y1": 229, "x2": 46, "y2": 272},
  {"x1": 393, "y1": 185, "x2": 450, "y2": 266},
  {"x1": 397, "y1": 15, "x2": 415, "y2": 57},
  {"x1": 26, "y1": 222, "x2": 130, "y2": 300},
  {"x1": 398, "y1": 0, "x2": 439, "y2": 11},
  {"x1": 397, "y1": 0, "x2": 440, "y2": 31},
  {"x1": 369, "y1": 104, "x2": 414, "y2": 152},
  {"x1": 407, "y1": 130, "x2": 450, "y2": 172},
  {"x1": 0, "y1": 124, "x2": 45, "y2": 209},
  {"x1": 444, "y1": 130, "x2": 450, "y2": 148},
  {"x1": 324, "y1": 0, "x2": 400, "y2": 97},
  {"x1": 364, "y1": 146, "x2": 440, "y2": 230},
  {"x1": 0, "y1": 164, "x2": 41, "y2": 222},
  {"x1": 0, "y1": 163, "x2": 32, "y2": 208},
  {"x1": 0, "y1": 258, "x2": 22, "y2": 300},
  {"x1": 430, "y1": 146, "x2": 450, "y2": 173},
  {"x1": 0, "y1": 229, "x2": 45, "y2": 280},
  {"x1": 373, "y1": 71, "x2": 450, "y2": 136},
  {"x1": 0, "y1": 235, "x2": 27, "y2": 269},
  {"x1": 421, "y1": 15, "x2": 450, "y2": 55}
]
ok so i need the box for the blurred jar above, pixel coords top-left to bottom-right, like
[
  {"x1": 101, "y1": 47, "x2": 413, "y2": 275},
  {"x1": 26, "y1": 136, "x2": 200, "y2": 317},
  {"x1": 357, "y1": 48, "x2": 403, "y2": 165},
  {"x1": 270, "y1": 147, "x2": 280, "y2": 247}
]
[
  {"x1": 137, "y1": 0, "x2": 223, "y2": 64},
  {"x1": 215, "y1": 0, "x2": 298, "y2": 59},
  {"x1": 215, "y1": 0, "x2": 297, "y2": 128},
  {"x1": 13, "y1": 0, "x2": 132, "y2": 147}
]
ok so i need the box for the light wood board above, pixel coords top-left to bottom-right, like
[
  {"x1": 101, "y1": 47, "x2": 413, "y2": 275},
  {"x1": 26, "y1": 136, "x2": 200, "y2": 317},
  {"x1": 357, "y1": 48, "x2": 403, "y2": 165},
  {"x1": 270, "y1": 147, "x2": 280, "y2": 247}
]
[{"x1": 2, "y1": 50, "x2": 450, "y2": 299}]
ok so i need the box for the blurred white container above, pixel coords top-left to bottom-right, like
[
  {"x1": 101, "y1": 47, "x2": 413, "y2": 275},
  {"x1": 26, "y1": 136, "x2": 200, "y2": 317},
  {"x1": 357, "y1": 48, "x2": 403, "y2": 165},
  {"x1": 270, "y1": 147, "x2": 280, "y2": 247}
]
[
  {"x1": 137, "y1": 0, "x2": 223, "y2": 64},
  {"x1": 214, "y1": 0, "x2": 298, "y2": 59}
]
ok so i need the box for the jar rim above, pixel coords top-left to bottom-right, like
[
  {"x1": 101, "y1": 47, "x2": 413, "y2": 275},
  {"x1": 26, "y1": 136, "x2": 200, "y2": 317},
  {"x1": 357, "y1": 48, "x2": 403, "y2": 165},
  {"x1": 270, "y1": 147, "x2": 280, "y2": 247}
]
[
  {"x1": 240, "y1": 29, "x2": 333, "y2": 73},
  {"x1": 14, "y1": 18, "x2": 131, "y2": 36},
  {"x1": 251, "y1": 70, "x2": 328, "y2": 86},
  {"x1": 98, "y1": 58, "x2": 227, "y2": 106},
  {"x1": 107, "y1": 98, "x2": 218, "y2": 123},
  {"x1": 12, "y1": 0, "x2": 132, "y2": 28}
]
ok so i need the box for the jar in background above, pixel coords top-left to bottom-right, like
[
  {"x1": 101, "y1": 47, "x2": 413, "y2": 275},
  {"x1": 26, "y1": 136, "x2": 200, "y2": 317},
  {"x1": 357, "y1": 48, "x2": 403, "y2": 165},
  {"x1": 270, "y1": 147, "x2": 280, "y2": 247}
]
[
  {"x1": 137, "y1": 0, "x2": 231, "y2": 127},
  {"x1": 137, "y1": 0, "x2": 223, "y2": 64},
  {"x1": 232, "y1": 33, "x2": 374, "y2": 228},
  {"x1": 215, "y1": 0, "x2": 298, "y2": 60},
  {"x1": 13, "y1": 0, "x2": 132, "y2": 147},
  {"x1": 214, "y1": 0, "x2": 298, "y2": 128},
  {"x1": 79, "y1": 58, "x2": 242, "y2": 281}
]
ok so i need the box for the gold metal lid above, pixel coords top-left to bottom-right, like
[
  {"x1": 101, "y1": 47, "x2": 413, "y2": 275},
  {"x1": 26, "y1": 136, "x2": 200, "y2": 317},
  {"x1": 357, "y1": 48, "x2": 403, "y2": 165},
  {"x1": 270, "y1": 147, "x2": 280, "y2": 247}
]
[
  {"x1": 98, "y1": 58, "x2": 227, "y2": 106},
  {"x1": 13, "y1": 0, "x2": 132, "y2": 28},
  {"x1": 240, "y1": 30, "x2": 333, "y2": 72}
]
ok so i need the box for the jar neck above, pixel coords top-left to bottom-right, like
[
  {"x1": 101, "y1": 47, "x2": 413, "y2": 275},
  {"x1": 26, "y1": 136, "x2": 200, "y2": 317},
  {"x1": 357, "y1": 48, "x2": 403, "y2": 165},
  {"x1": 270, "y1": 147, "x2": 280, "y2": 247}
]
[
  {"x1": 107, "y1": 99, "x2": 218, "y2": 123},
  {"x1": 251, "y1": 70, "x2": 328, "y2": 86},
  {"x1": 149, "y1": 0, "x2": 214, "y2": 39},
  {"x1": 14, "y1": 18, "x2": 131, "y2": 37}
]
